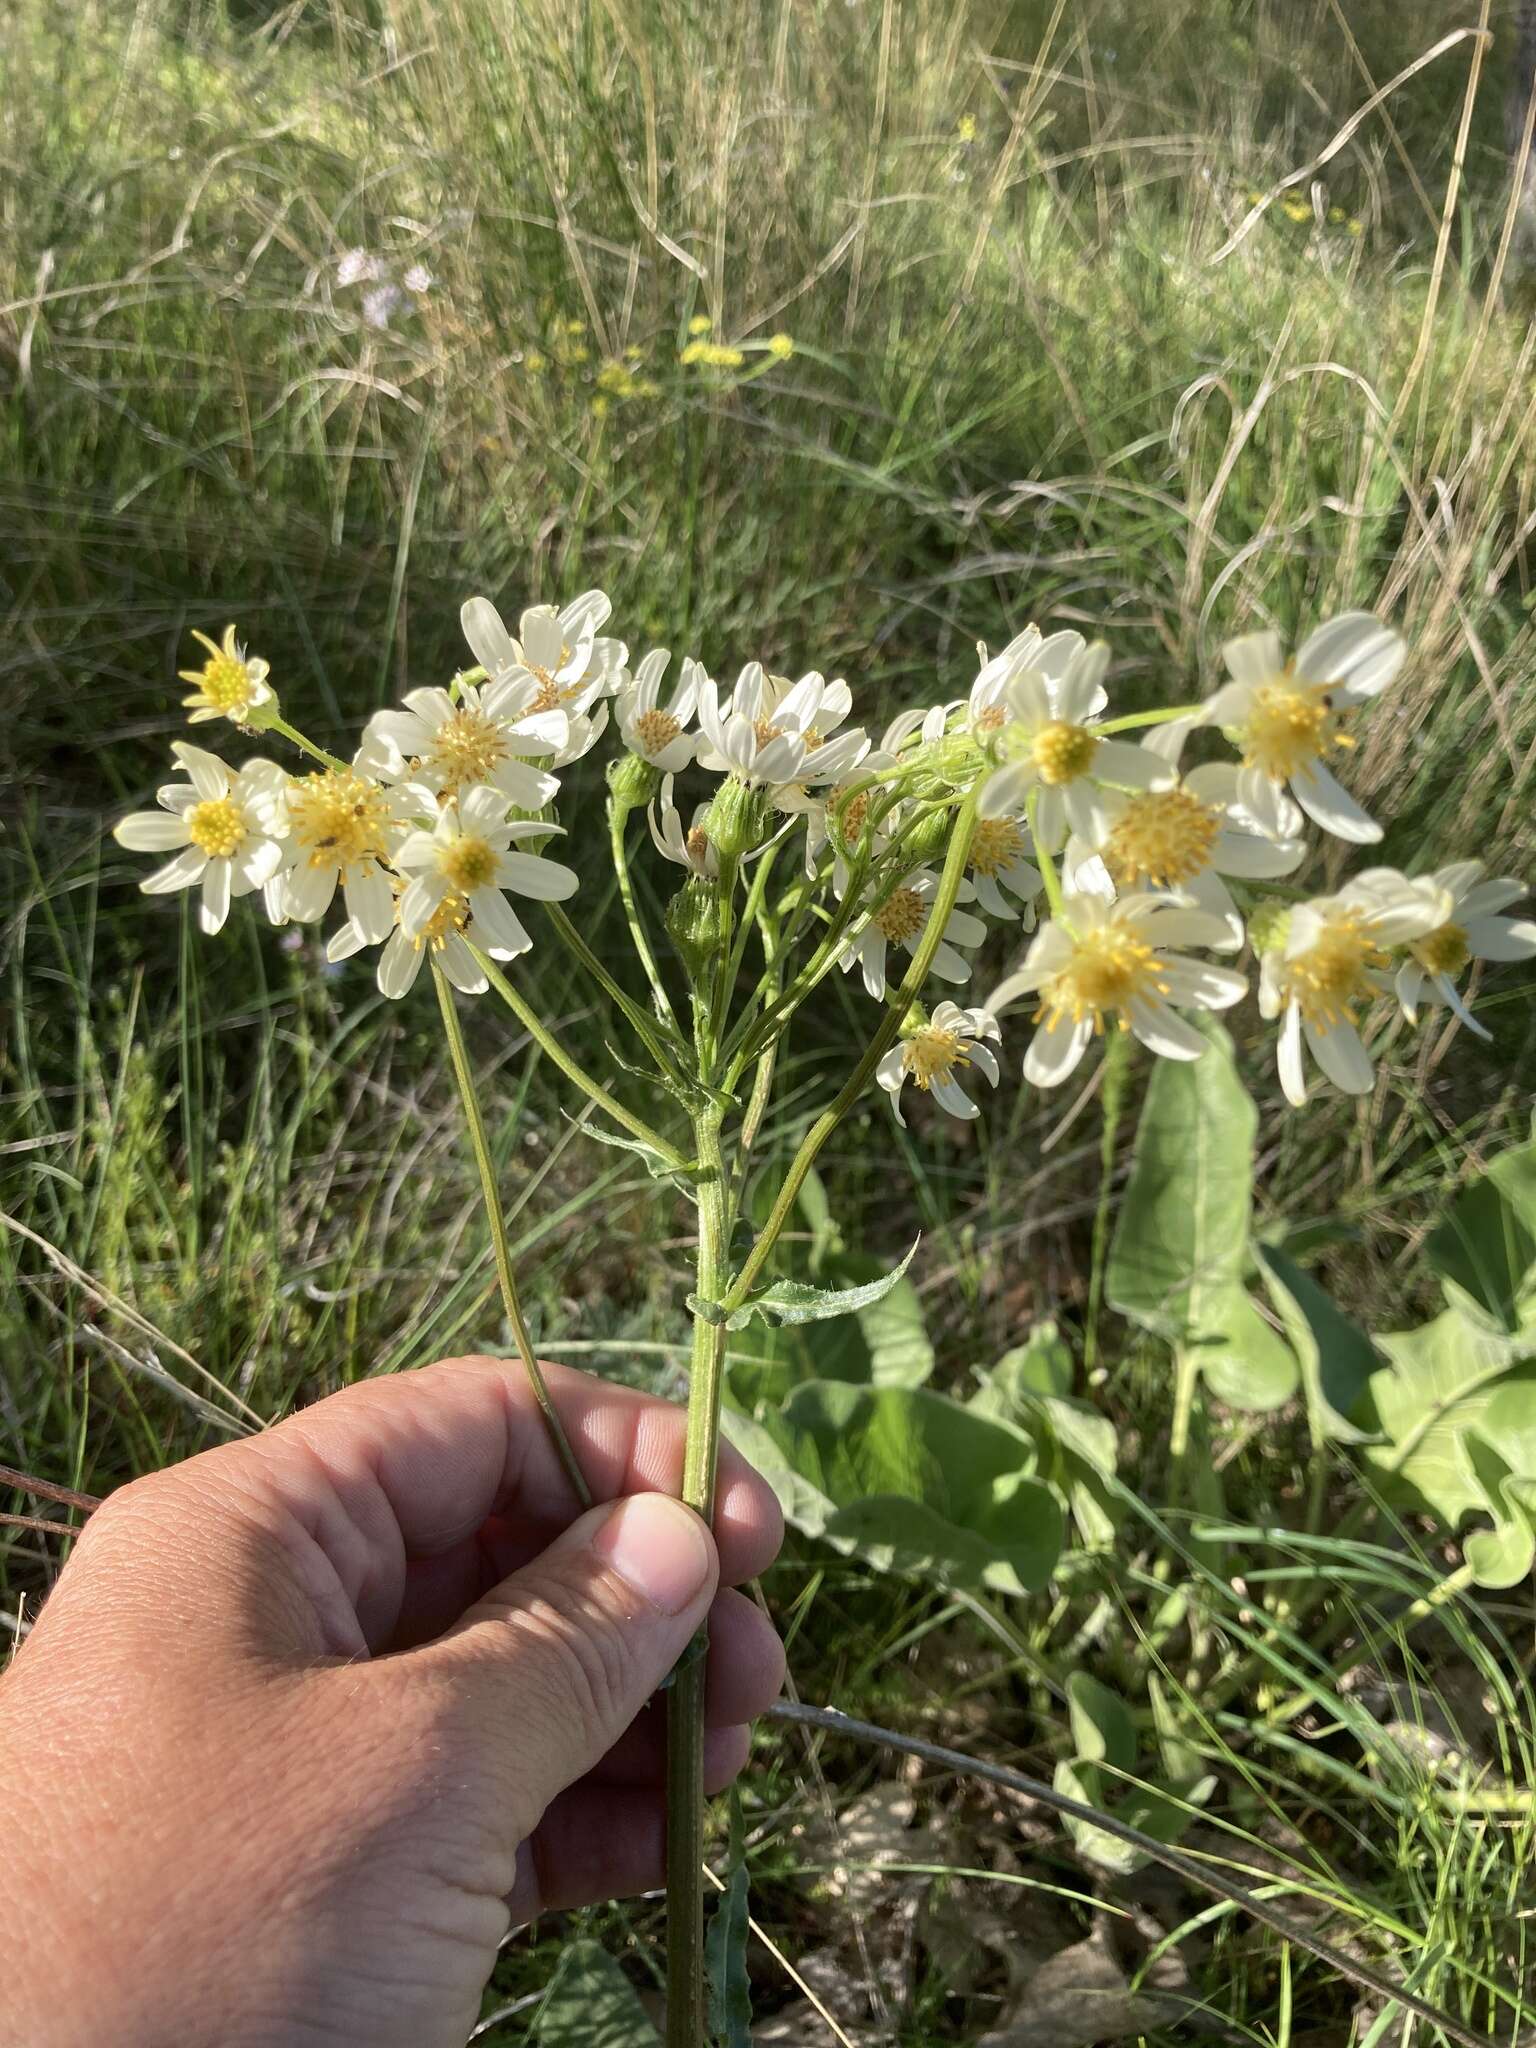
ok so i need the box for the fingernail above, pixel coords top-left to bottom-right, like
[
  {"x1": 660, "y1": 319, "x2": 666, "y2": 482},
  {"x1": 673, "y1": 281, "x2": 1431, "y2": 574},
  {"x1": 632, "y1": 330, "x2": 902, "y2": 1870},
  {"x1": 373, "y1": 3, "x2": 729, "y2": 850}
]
[{"x1": 594, "y1": 1493, "x2": 714, "y2": 1614}]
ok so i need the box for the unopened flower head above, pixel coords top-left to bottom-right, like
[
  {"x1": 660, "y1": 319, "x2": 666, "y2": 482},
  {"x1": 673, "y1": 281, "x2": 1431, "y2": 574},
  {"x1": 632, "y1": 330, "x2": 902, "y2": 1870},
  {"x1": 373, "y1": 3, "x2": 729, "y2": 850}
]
[
  {"x1": 1204, "y1": 611, "x2": 1403, "y2": 845},
  {"x1": 1392, "y1": 860, "x2": 1536, "y2": 1043},
  {"x1": 394, "y1": 784, "x2": 579, "y2": 961},
  {"x1": 1258, "y1": 867, "x2": 1448, "y2": 1105},
  {"x1": 878, "y1": 1001, "x2": 1001, "y2": 1126},
  {"x1": 989, "y1": 892, "x2": 1246, "y2": 1086},
  {"x1": 179, "y1": 626, "x2": 277, "y2": 730},
  {"x1": 113, "y1": 743, "x2": 287, "y2": 934},
  {"x1": 978, "y1": 643, "x2": 1175, "y2": 852}
]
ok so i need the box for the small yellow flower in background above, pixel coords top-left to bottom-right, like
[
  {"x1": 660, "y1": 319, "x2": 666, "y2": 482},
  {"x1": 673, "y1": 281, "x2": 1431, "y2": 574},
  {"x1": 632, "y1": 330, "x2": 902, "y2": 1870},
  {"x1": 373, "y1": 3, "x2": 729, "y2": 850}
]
[
  {"x1": 597, "y1": 359, "x2": 660, "y2": 401},
  {"x1": 1346, "y1": 216, "x2": 1363, "y2": 236},
  {"x1": 591, "y1": 394, "x2": 611, "y2": 420},
  {"x1": 1328, "y1": 205, "x2": 1345, "y2": 223},
  {"x1": 687, "y1": 314, "x2": 713, "y2": 336},
  {"x1": 1281, "y1": 196, "x2": 1312, "y2": 224},
  {"x1": 524, "y1": 350, "x2": 546, "y2": 375},
  {"x1": 179, "y1": 625, "x2": 276, "y2": 729},
  {"x1": 956, "y1": 114, "x2": 978, "y2": 144},
  {"x1": 564, "y1": 317, "x2": 585, "y2": 335},
  {"x1": 766, "y1": 333, "x2": 795, "y2": 361},
  {"x1": 1246, "y1": 187, "x2": 1267, "y2": 206},
  {"x1": 680, "y1": 340, "x2": 746, "y2": 370}
]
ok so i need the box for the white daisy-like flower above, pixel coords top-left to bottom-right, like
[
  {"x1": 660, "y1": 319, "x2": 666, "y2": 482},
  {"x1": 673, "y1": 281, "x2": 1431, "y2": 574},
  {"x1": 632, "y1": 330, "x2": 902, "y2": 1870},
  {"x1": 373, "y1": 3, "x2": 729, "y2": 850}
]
[
  {"x1": 989, "y1": 892, "x2": 1246, "y2": 1086},
  {"x1": 178, "y1": 626, "x2": 276, "y2": 729},
  {"x1": 549, "y1": 700, "x2": 610, "y2": 768},
  {"x1": 696, "y1": 665, "x2": 869, "y2": 788},
  {"x1": 616, "y1": 650, "x2": 703, "y2": 772},
  {"x1": 977, "y1": 642, "x2": 1176, "y2": 852},
  {"x1": 963, "y1": 810, "x2": 1043, "y2": 924},
  {"x1": 358, "y1": 672, "x2": 564, "y2": 808},
  {"x1": 460, "y1": 591, "x2": 619, "y2": 720},
  {"x1": 1258, "y1": 867, "x2": 1449, "y2": 1106},
  {"x1": 966, "y1": 624, "x2": 1085, "y2": 737},
  {"x1": 274, "y1": 754, "x2": 409, "y2": 941},
  {"x1": 112, "y1": 743, "x2": 287, "y2": 934},
  {"x1": 325, "y1": 881, "x2": 523, "y2": 1002},
  {"x1": 1392, "y1": 860, "x2": 1536, "y2": 1042},
  {"x1": 877, "y1": 1001, "x2": 1002, "y2": 1126},
  {"x1": 395, "y1": 784, "x2": 578, "y2": 959},
  {"x1": 1064, "y1": 717, "x2": 1306, "y2": 947},
  {"x1": 648, "y1": 774, "x2": 719, "y2": 877},
  {"x1": 1203, "y1": 611, "x2": 1404, "y2": 844},
  {"x1": 842, "y1": 867, "x2": 988, "y2": 1000}
]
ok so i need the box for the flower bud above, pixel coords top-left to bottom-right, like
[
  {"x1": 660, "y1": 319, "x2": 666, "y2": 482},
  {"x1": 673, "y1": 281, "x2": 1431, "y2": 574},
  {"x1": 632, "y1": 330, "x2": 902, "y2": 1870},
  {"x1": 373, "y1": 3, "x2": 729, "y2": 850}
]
[
  {"x1": 901, "y1": 804, "x2": 958, "y2": 866},
  {"x1": 702, "y1": 776, "x2": 769, "y2": 859},
  {"x1": 1246, "y1": 902, "x2": 1293, "y2": 956},
  {"x1": 607, "y1": 752, "x2": 662, "y2": 812},
  {"x1": 665, "y1": 876, "x2": 727, "y2": 980}
]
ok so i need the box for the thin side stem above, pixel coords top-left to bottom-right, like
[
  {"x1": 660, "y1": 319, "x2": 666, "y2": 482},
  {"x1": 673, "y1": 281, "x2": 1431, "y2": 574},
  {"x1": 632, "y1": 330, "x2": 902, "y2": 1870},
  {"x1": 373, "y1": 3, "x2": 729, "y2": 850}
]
[
  {"x1": 471, "y1": 948, "x2": 690, "y2": 1169},
  {"x1": 1082, "y1": 1029, "x2": 1129, "y2": 1374},
  {"x1": 545, "y1": 903, "x2": 688, "y2": 1085},
  {"x1": 269, "y1": 715, "x2": 347, "y2": 773},
  {"x1": 432, "y1": 965, "x2": 591, "y2": 1508},
  {"x1": 722, "y1": 790, "x2": 980, "y2": 1315},
  {"x1": 611, "y1": 798, "x2": 682, "y2": 1034},
  {"x1": 666, "y1": 1109, "x2": 732, "y2": 2048}
]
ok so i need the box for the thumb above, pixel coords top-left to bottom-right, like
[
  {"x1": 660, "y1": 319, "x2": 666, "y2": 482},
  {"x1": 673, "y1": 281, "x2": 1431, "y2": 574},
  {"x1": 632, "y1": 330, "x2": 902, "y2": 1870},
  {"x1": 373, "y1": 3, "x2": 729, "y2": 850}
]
[{"x1": 411, "y1": 1491, "x2": 718, "y2": 1833}]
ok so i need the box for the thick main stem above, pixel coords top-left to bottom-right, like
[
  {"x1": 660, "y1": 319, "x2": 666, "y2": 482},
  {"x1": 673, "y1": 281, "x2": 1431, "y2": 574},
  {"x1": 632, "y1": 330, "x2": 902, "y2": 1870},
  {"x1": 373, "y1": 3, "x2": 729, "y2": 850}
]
[{"x1": 666, "y1": 1109, "x2": 731, "y2": 2048}]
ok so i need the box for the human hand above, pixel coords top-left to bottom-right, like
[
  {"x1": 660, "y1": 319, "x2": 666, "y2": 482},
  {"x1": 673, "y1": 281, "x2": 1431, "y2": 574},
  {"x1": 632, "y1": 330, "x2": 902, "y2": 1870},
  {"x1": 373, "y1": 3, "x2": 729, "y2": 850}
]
[{"x1": 0, "y1": 1355, "x2": 785, "y2": 2047}]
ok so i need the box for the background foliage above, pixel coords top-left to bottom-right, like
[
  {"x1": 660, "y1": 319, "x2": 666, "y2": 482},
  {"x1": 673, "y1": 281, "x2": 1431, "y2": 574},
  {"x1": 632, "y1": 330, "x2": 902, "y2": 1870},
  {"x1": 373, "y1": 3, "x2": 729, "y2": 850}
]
[{"x1": 5, "y1": 0, "x2": 1536, "y2": 2040}]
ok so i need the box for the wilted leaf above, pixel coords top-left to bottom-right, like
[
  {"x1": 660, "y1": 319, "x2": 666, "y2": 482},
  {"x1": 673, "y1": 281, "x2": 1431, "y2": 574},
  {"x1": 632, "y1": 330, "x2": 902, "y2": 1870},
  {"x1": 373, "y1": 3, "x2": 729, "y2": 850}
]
[
  {"x1": 1426, "y1": 1131, "x2": 1536, "y2": 1334},
  {"x1": 1107, "y1": 1023, "x2": 1297, "y2": 1412},
  {"x1": 533, "y1": 1940, "x2": 659, "y2": 2046},
  {"x1": 748, "y1": 1380, "x2": 1063, "y2": 1593}
]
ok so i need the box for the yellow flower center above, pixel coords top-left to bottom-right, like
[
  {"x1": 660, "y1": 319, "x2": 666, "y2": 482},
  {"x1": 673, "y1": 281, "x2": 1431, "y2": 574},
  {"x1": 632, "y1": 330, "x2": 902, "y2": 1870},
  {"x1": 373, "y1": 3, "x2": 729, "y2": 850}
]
[
  {"x1": 438, "y1": 835, "x2": 499, "y2": 893},
  {"x1": 685, "y1": 825, "x2": 712, "y2": 865},
  {"x1": 289, "y1": 770, "x2": 393, "y2": 874},
  {"x1": 1103, "y1": 789, "x2": 1221, "y2": 887},
  {"x1": 802, "y1": 727, "x2": 825, "y2": 752},
  {"x1": 969, "y1": 817, "x2": 1027, "y2": 879},
  {"x1": 185, "y1": 796, "x2": 246, "y2": 859},
  {"x1": 874, "y1": 886, "x2": 926, "y2": 944},
  {"x1": 753, "y1": 718, "x2": 786, "y2": 749},
  {"x1": 1239, "y1": 680, "x2": 1339, "y2": 782},
  {"x1": 412, "y1": 891, "x2": 472, "y2": 951},
  {"x1": 903, "y1": 1025, "x2": 969, "y2": 1091},
  {"x1": 1040, "y1": 923, "x2": 1168, "y2": 1030},
  {"x1": 832, "y1": 786, "x2": 870, "y2": 843},
  {"x1": 633, "y1": 708, "x2": 682, "y2": 754},
  {"x1": 1283, "y1": 912, "x2": 1387, "y2": 1029},
  {"x1": 525, "y1": 648, "x2": 580, "y2": 713},
  {"x1": 1031, "y1": 720, "x2": 1100, "y2": 786},
  {"x1": 1411, "y1": 921, "x2": 1471, "y2": 979},
  {"x1": 196, "y1": 651, "x2": 255, "y2": 715},
  {"x1": 425, "y1": 708, "x2": 510, "y2": 794},
  {"x1": 975, "y1": 704, "x2": 1008, "y2": 734}
]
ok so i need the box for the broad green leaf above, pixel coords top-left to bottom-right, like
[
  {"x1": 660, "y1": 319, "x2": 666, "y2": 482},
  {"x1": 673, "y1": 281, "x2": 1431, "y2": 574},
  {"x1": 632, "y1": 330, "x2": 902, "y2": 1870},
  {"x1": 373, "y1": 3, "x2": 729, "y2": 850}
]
[
  {"x1": 1362, "y1": 1306, "x2": 1536, "y2": 1588},
  {"x1": 970, "y1": 1328, "x2": 1120, "y2": 1548},
  {"x1": 1053, "y1": 1757, "x2": 1143, "y2": 1874},
  {"x1": 1108, "y1": 1024, "x2": 1298, "y2": 1412},
  {"x1": 1066, "y1": 1672, "x2": 1136, "y2": 1772},
  {"x1": 533, "y1": 1940, "x2": 659, "y2": 2046},
  {"x1": 970, "y1": 1322, "x2": 1075, "y2": 1407},
  {"x1": 720, "y1": 1251, "x2": 934, "y2": 1411},
  {"x1": 697, "y1": 1240, "x2": 920, "y2": 1331},
  {"x1": 751, "y1": 1380, "x2": 1063, "y2": 1593},
  {"x1": 705, "y1": 1791, "x2": 752, "y2": 2048},
  {"x1": 1426, "y1": 1132, "x2": 1536, "y2": 1334},
  {"x1": 1254, "y1": 1243, "x2": 1378, "y2": 1443}
]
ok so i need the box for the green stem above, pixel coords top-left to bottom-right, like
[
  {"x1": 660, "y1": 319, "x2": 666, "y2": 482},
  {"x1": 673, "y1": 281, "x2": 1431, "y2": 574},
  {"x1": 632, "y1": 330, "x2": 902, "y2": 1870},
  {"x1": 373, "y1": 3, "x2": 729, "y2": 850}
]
[
  {"x1": 270, "y1": 715, "x2": 346, "y2": 773},
  {"x1": 1083, "y1": 1030, "x2": 1130, "y2": 1373},
  {"x1": 545, "y1": 904, "x2": 688, "y2": 1085},
  {"x1": 1028, "y1": 789, "x2": 1065, "y2": 920},
  {"x1": 1096, "y1": 702, "x2": 1203, "y2": 735},
  {"x1": 721, "y1": 789, "x2": 980, "y2": 1316},
  {"x1": 471, "y1": 948, "x2": 690, "y2": 1169},
  {"x1": 666, "y1": 1109, "x2": 731, "y2": 2048},
  {"x1": 611, "y1": 797, "x2": 681, "y2": 1033},
  {"x1": 432, "y1": 965, "x2": 591, "y2": 1508}
]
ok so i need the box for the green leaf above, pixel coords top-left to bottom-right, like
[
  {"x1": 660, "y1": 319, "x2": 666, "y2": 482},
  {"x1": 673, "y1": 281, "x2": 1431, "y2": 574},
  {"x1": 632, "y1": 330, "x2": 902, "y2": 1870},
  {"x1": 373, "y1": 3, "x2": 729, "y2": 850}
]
[
  {"x1": 533, "y1": 1941, "x2": 659, "y2": 2046},
  {"x1": 1253, "y1": 1243, "x2": 1378, "y2": 1443},
  {"x1": 724, "y1": 1239, "x2": 921, "y2": 1330},
  {"x1": 1426, "y1": 1131, "x2": 1536, "y2": 1334},
  {"x1": 574, "y1": 1116, "x2": 696, "y2": 1192},
  {"x1": 970, "y1": 1322, "x2": 1075, "y2": 1407},
  {"x1": 1362, "y1": 1306, "x2": 1536, "y2": 1588},
  {"x1": 721, "y1": 1250, "x2": 933, "y2": 1408},
  {"x1": 970, "y1": 1326, "x2": 1120, "y2": 1548},
  {"x1": 746, "y1": 1380, "x2": 1063, "y2": 1594},
  {"x1": 1108, "y1": 1023, "x2": 1298, "y2": 1412},
  {"x1": 1066, "y1": 1671, "x2": 1136, "y2": 1772},
  {"x1": 705, "y1": 1791, "x2": 752, "y2": 2048}
]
